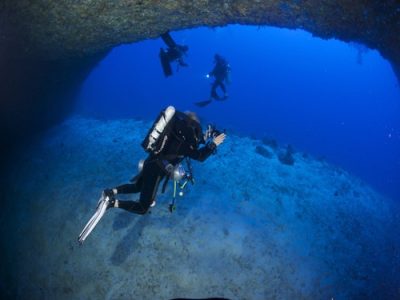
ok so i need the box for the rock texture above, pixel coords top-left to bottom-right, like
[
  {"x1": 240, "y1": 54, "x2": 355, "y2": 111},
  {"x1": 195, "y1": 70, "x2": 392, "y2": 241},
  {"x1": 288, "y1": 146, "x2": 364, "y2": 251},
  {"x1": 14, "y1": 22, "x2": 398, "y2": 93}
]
[
  {"x1": 3, "y1": 1, "x2": 400, "y2": 61},
  {"x1": 1, "y1": 116, "x2": 399, "y2": 299},
  {"x1": 1, "y1": 1, "x2": 399, "y2": 147}
]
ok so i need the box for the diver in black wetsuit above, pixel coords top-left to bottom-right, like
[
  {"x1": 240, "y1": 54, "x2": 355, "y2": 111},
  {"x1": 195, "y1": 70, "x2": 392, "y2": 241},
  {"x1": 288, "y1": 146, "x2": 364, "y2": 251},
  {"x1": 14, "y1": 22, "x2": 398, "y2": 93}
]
[
  {"x1": 159, "y1": 31, "x2": 189, "y2": 77},
  {"x1": 209, "y1": 54, "x2": 230, "y2": 100},
  {"x1": 195, "y1": 54, "x2": 231, "y2": 107},
  {"x1": 103, "y1": 110, "x2": 226, "y2": 215},
  {"x1": 77, "y1": 108, "x2": 226, "y2": 244}
]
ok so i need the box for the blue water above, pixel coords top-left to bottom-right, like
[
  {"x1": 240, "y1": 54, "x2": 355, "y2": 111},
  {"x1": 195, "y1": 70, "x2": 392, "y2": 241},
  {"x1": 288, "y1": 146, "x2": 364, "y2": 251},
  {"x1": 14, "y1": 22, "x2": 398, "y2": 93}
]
[{"x1": 77, "y1": 25, "x2": 400, "y2": 200}]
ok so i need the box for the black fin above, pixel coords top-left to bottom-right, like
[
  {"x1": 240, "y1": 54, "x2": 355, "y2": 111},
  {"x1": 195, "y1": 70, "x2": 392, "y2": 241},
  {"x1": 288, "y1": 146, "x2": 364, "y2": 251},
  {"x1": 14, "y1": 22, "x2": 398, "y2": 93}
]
[
  {"x1": 194, "y1": 99, "x2": 213, "y2": 107},
  {"x1": 160, "y1": 49, "x2": 173, "y2": 77},
  {"x1": 161, "y1": 31, "x2": 177, "y2": 48}
]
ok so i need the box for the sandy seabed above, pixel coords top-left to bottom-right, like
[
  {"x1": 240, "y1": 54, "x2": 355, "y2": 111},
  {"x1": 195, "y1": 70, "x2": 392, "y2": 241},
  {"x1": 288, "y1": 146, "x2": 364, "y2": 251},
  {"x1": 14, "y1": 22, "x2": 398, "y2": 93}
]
[{"x1": 1, "y1": 116, "x2": 399, "y2": 299}]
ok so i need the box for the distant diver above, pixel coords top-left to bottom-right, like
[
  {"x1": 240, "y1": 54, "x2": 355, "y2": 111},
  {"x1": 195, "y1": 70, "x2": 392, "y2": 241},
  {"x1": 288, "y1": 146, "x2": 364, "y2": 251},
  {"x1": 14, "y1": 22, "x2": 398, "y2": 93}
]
[
  {"x1": 159, "y1": 31, "x2": 189, "y2": 77},
  {"x1": 195, "y1": 54, "x2": 231, "y2": 107},
  {"x1": 78, "y1": 106, "x2": 226, "y2": 244}
]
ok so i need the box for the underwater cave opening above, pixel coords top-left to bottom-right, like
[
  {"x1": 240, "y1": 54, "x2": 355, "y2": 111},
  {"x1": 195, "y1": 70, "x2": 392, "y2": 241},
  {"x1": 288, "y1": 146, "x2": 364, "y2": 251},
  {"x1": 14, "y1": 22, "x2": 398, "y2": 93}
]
[{"x1": 76, "y1": 25, "x2": 400, "y2": 200}]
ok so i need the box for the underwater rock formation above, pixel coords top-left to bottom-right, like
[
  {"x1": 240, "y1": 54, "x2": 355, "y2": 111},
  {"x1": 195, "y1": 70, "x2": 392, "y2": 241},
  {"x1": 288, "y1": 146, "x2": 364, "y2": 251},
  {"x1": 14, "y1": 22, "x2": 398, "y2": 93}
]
[
  {"x1": 3, "y1": 1, "x2": 400, "y2": 61},
  {"x1": 255, "y1": 145, "x2": 273, "y2": 159},
  {"x1": 1, "y1": 117, "x2": 399, "y2": 299},
  {"x1": 278, "y1": 145, "x2": 295, "y2": 166},
  {"x1": 1, "y1": 0, "x2": 400, "y2": 148},
  {"x1": 262, "y1": 137, "x2": 279, "y2": 150},
  {"x1": 0, "y1": 53, "x2": 106, "y2": 155}
]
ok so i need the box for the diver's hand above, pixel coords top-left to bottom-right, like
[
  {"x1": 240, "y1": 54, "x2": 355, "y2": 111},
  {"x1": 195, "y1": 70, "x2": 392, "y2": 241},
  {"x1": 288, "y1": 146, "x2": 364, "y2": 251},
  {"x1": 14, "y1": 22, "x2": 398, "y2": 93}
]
[{"x1": 213, "y1": 133, "x2": 226, "y2": 146}]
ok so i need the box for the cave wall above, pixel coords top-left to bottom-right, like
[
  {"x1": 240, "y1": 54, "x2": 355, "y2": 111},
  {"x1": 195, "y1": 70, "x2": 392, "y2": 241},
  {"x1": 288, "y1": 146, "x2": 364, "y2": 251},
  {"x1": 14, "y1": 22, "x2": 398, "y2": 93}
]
[
  {"x1": 1, "y1": 0, "x2": 399, "y2": 151},
  {"x1": 0, "y1": 54, "x2": 106, "y2": 158}
]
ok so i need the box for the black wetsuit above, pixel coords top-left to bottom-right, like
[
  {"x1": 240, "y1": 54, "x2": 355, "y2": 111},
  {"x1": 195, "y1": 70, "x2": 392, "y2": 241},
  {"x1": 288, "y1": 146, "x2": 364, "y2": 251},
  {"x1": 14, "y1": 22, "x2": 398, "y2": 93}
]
[
  {"x1": 114, "y1": 113, "x2": 216, "y2": 214},
  {"x1": 162, "y1": 46, "x2": 188, "y2": 67},
  {"x1": 159, "y1": 31, "x2": 188, "y2": 76},
  {"x1": 210, "y1": 58, "x2": 229, "y2": 100}
]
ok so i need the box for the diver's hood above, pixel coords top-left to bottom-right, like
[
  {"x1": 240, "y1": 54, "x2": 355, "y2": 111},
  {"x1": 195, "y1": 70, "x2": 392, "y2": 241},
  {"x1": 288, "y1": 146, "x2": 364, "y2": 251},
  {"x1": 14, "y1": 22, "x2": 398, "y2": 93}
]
[
  {"x1": 174, "y1": 112, "x2": 204, "y2": 146},
  {"x1": 187, "y1": 118, "x2": 204, "y2": 145}
]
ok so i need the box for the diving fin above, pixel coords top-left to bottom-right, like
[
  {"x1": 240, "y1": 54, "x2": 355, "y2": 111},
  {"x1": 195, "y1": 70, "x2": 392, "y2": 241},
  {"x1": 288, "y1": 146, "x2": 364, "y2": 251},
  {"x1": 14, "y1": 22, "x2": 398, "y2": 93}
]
[
  {"x1": 78, "y1": 193, "x2": 112, "y2": 244},
  {"x1": 161, "y1": 31, "x2": 177, "y2": 48},
  {"x1": 194, "y1": 99, "x2": 213, "y2": 107},
  {"x1": 160, "y1": 49, "x2": 173, "y2": 77}
]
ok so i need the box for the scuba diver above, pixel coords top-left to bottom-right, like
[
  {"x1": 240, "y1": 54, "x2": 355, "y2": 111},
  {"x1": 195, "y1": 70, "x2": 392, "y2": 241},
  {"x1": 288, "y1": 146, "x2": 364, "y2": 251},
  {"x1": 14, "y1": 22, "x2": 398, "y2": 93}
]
[
  {"x1": 78, "y1": 106, "x2": 226, "y2": 244},
  {"x1": 159, "y1": 31, "x2": 189, "y2": 77},
  {"x1": 195, "y1": 54, "x2": 231, "y2": 107}
]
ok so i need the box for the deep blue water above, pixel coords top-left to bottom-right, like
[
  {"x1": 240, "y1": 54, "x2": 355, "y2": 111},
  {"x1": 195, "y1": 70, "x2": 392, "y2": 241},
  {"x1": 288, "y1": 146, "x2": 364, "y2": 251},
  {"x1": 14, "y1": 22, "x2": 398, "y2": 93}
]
[{"x1": 77, "y1": 25, "x2": 400, "y2": 201}]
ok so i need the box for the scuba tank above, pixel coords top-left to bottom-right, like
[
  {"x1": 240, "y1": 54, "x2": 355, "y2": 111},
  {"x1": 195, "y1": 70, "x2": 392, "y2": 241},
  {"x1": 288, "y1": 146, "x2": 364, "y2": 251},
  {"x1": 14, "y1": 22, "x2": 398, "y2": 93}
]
[{"x1": 141, "y1": 106, "x2": 175, "y2": 154}]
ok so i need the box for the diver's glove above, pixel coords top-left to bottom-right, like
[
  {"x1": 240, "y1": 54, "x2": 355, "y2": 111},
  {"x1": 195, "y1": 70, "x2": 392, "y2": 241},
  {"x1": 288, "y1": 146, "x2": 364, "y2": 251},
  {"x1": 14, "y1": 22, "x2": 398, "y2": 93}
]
[{"x1": 210, "y1": 132, "x2": 226, "y2": 154}]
